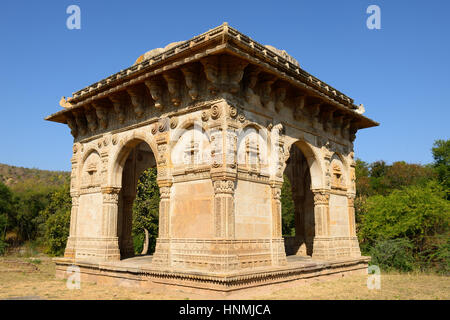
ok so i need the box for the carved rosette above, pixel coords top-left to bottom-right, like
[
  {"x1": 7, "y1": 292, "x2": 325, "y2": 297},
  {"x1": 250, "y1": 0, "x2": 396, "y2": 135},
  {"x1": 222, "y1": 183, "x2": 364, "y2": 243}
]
[
  {"x1": 210, "y1": 104, "x2": 222, "y2": 120},
  {"x1": 169, "y1": 117, "x2": 178, "y2": 129},
  {"x1": 201, "y1": 111, "x2": 209, "y2": 122},
  {"x1": 229, "y1": 105, "x2": 238, "y2": 118}
]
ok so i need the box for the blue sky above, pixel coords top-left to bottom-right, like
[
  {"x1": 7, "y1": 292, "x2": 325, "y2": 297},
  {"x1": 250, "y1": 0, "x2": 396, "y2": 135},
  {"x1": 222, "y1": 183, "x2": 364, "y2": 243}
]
[{"x1": 0, "y1": 0, "x2": 448, "y2": 171}]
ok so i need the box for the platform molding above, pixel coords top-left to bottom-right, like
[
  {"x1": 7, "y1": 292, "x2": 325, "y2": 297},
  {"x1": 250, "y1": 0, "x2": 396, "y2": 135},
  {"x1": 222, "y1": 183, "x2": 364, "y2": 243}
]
[{"x1": 54, "y1": 255, "x2": 370, "y2": 294}]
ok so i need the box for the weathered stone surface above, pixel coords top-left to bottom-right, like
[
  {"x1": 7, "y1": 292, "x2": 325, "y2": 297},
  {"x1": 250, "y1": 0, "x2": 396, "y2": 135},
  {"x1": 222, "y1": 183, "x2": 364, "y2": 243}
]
[{"x1": 46, "y1": 23, "x2": 377, "y2": 288}]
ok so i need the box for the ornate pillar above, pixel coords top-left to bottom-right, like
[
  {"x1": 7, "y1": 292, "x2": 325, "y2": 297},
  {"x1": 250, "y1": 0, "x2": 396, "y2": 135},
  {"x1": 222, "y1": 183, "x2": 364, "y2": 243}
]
[
  {"x1": 99, "y1": 186, "x2": 121, "y2": 260},
  {"x1": 152, "y1": 130, "x2": 172, "y2": 268},
  {"x1": 64, "y1": 144, "x2": 80, "y2": 259},
  {"x1": 64, "y1": 192, "x2": 79, "y2": 259},
  {"x1": 212, "y1": 178, "x2": 235, "y2": 238},
  {"x1": 270, "y1": 182, "x2": 287, "y2": 266},
  {"x1": 311, "y1": 189, "x2": 336, "y2": 260},
  {"x1": 120, "y1": 195, "x2": 135, "y2": 258},
  {"x1": 151, "y1": 181, "x2": 171, "y2": 267},
  {"x1": 270, "y1": 182, "x2": 282, "y2": 238},
  {"x1": 347, "y1": 194, "x2": 361, "y2": 257}
]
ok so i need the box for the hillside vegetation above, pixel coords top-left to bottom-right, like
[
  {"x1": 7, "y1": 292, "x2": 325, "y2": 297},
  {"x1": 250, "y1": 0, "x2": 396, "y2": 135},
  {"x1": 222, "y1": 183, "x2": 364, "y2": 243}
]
[{"x1": 0, "y1": 163, "x2": 69, "y2": 192}]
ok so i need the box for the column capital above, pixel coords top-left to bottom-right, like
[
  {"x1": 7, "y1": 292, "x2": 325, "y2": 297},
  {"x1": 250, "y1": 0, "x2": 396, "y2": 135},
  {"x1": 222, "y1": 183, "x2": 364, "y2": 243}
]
[
  {"x1": 101, "y1": 186, "x2": 121, "y2": 194},
  {"x1": 212, "y1": 179, "x2": 235, "y2": 194},
  {"x1": 101, "y1": 186, "x2": 121, "y2": 204},
  {"x1": 312, "y1": 189, "x2": 330, "y2": 205}
]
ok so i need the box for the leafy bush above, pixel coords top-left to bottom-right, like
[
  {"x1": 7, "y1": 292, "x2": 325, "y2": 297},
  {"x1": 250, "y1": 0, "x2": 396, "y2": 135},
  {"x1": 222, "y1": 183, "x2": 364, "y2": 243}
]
[
  {"x1": 0, "y1": 238, "x2": 7, "y2": 255},
  {"x1": 432, "y1": 139, "x2": 450, "y2": 198},
  {"x1": 418, "y1": 235, "x2": 450, "y2": 274},
  {"x1": 39, "y1": 183, "x2": 71, "y2": 256},
  {"x1": 369, "y1": 238, "x2": 415, "y2": 272},
  {"x1": 359, "y1": 180, "x2": 449, "y2": 253}
]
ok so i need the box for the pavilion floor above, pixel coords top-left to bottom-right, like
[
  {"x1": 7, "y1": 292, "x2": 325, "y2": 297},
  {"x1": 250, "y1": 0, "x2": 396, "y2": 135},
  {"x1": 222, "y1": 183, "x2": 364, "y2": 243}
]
[{"x1": 54, "y1": 254, "x2": 369, "y2": 295}]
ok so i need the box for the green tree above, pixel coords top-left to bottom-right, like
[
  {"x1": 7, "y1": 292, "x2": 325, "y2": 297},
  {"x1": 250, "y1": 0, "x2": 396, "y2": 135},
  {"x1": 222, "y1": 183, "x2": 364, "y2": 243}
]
[
  {"x1": 39, "y1": 183, "x2": 71, "y2": 256},
  {"x1": 132, "y1": 168, "x2": 160, "y2": 254},
  {"x1": 359, "y1": 181, "x2": 450, "y2": 258},
  {"x1": 0, "y1": 182, "x2": 13, "y2": 254},
  {"x1": 13, "y1": 189, "x2": 53, "y2": 242},
  {"x1": 432, "y1": 139, "x2": 450, "y2": 197}
]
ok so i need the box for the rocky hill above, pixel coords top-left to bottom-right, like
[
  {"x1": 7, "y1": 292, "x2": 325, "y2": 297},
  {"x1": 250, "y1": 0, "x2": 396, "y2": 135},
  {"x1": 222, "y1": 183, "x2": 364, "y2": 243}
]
[{"x1": 0, "y1": 163, "x2": 69, "y2": 192}]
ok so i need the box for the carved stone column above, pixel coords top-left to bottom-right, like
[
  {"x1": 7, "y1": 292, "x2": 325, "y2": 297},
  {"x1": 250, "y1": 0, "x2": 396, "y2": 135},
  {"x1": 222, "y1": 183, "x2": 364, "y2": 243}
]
[
  {"x1": 347, "y1": 194, "x2": 361, "y2": 257},
  {"x1": 311, "y1": 190, "x2": 336, "y2": 260},
  {"x1": 64, "y1": 192, "x2": 79, "y2": 259},
  {"x1": 212, "y1": 179, "x2": 235, "y2": 238},
  {"x1": 98, "y1": 186, "x2": 121, "y2": 261},
  {"x1": 151, "y1": 182, "x2": 171, "y2": 267},
  {"x1": 152, "y1": 131, "x2": 172, "y2": 268},
  {"x1": 270, "y1": 182, "x2": 282, "y2": 238},
  {"x1": 120, "y1": 195, "x2": 135, "y2": 258},
  {"x1": 270, "y1": 182, "x2": 288, "y2": 266},
  {"x1": 64, "y1": 145, "x2": 80, "y2": 259}
]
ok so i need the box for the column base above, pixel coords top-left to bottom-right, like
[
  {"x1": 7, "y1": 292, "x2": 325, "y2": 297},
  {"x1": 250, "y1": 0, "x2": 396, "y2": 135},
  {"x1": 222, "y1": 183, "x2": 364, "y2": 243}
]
[
  {"x1": 312, "y1": 236, "x2": 362, "y2": 260},
  {"x1": 72, "y1": 236, "x2": 121, "y2": 261},
  {"x1": 152, "y1": 238, "x2": 287, "y2": 272}
]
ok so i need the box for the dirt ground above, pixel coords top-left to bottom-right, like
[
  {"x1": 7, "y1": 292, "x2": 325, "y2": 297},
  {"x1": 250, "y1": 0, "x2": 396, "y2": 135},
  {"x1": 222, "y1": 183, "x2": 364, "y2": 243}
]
[{"x1": 0, "y1": 255, "x2": 449, "y2": 300}]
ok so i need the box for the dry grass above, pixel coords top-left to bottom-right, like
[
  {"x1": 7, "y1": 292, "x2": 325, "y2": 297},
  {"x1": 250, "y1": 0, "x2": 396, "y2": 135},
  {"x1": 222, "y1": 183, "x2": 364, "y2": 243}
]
[
  {"x1": 0, "y1": 255, "x2": 448, "y2": 300},
  {"x1": 254, "y1": 272, "x2": 450, "y2": 300}
]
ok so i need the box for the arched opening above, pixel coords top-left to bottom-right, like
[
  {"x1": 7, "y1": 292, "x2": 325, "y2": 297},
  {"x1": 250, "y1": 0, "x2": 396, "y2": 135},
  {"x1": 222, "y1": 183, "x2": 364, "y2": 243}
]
[
  {"x1": 117, "y1": 140, "x2": 158, "y2": 259},
  {"x1": 282, "y1": 142, "x2": 315, "y2": 257}
]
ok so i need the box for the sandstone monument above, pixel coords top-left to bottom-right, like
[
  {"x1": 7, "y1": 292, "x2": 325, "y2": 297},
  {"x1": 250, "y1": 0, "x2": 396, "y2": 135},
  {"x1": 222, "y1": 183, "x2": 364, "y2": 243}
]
[{"x1": 46, "y1": 23, "x2": 378, "y2": 292}]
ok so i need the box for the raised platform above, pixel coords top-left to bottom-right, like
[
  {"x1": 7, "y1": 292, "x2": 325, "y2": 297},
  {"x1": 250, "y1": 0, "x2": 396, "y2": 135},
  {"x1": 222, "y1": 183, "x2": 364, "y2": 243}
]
[{"x1": 54, "y1": 254, "x2": 370, "y2": 296}]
